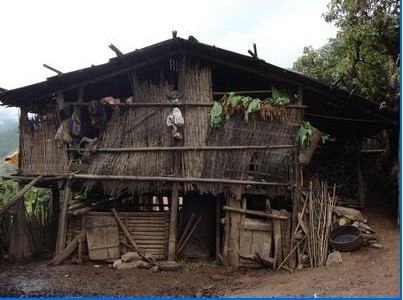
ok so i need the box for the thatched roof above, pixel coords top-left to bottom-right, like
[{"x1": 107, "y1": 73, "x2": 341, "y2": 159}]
[{"x1": 0, "y1": 36, "x2": 398, "y2": 138}]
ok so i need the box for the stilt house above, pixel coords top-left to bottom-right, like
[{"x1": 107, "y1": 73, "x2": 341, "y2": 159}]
[{"x1": 0, "y1": 36, "x2": 397, "y2": 268}]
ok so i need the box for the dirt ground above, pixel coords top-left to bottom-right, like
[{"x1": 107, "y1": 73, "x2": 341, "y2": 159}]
[{"x1": 0, "y1": 203, "x2": 400, "y2": 297}]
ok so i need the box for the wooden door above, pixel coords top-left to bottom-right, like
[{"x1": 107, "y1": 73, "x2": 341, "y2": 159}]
[
  {"x1": 86, "y1": 216, "x2": 120, "y2": 260},
  {"x1": 239, "y1": 217, "x2": 273, "y2": 267}
]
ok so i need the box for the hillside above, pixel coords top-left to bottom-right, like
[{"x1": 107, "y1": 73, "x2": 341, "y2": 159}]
[{"x1": 0, "y1": 107, "x2": 19, "y2": 174}]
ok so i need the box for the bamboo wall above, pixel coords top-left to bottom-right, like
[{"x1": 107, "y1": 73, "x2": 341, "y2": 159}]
[
  {"x1": 19, "y1": 110, "x2": 69, "y2": 175},
  {"x1": 67, "y1": 211, "x2": 169, "y2": 260}
]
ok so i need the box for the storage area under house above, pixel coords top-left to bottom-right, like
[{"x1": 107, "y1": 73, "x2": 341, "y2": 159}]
[{"x1": 0, "y1": 36, "x2": 398, "y2": 271}]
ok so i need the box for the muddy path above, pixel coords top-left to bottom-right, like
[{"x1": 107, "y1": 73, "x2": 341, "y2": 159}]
[{"x1": 0, "y1": 204, "x2": 400, "y2": 297}]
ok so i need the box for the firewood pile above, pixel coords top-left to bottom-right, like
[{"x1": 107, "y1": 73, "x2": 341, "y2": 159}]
[{"x1": 289, "y1": 182, "x2": 379, "y2": 270}]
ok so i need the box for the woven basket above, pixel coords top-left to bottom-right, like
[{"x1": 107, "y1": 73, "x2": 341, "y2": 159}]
[{"x1": 299, "y1": 128, "x2": 322, "y2": 164}]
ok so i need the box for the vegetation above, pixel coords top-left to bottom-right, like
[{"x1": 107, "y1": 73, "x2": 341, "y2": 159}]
[
  {"x1": 210, "y1": 86, "x2": 290, "y2": 129},
  {"x1": 293, "y1": 0, "x2": 400, "y2": 108}
]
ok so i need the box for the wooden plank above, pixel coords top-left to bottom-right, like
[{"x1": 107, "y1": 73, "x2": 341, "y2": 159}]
[
  {"x1": 223, "y1": 206, "x2": 288, "y2": 220},
  {"x1": 228, "y1": 197, "x2": 241, "y2": 267},
  {"x1": 49, "y1": 230, "x2": 86, "y2": 266},
  {"x1": 272, "y1": 209, "x2": 283, "y2": 269},
  {"x1": 86, "y1": 216, "x2": 120, "y2": 260},
  {"x1": 111, "y1": 208, "x2": 139, "y2": 251},
  {"x1": 243, "y1": 221, "x2": 272, "y2": 231}
]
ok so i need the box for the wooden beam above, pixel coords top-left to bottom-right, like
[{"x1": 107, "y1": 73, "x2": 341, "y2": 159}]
[
  {"x1": 55, "y1": 181, "x2": 72, "y2": 254},
  {"x1": 71, "y1": 174, "x2": 290, "y2": 187},
  {"x1": 0, "y1": 175, "x2": 43, "y2": 215},
  {"x1": 223, "y1": 206, "x2": 288, "y2": 220},
  {"x1": 168, "y1": 182, "x2": 179, "y2": 260},
  {"x1": 43, "y1": 64, "x2": 63, "y2": 75},
  {"x1": 305, "y1": 112, "x2": 386, "y2": 123},
  {"x1": 111, "y1": 208, "x2": 139, "y2": 251},
  {"x1": 49, "y1": 229, "x2": 86, "y2": 266},
  {"x1": 51, "y1": 186, "x2": 60, "y2": 250},
  {"x1": 68, "y1": 145, "x2": 295, "y2": 153},
  {"x1": 213, "y1": 89, "x2": 271, "y2": 95}
]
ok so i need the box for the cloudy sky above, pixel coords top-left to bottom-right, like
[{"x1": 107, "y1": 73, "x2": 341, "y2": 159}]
[{"x1": 0, "y1": 0, "x2": 337, "y2": 118}]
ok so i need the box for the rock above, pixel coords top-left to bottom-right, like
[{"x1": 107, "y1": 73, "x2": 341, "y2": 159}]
[
  {"x1": 121, "y1": 252, "x2": 141, "y2": 262},
  {"x1": 93, "y1": 264, "x2": 101, "y2": 268},
  {"x1": 326, "y1": 251, "x2": 343, "y2": 266},
  {"x1": 137, "y1": 261, "x2": 153, "y2": 269},
  {"x1": 333, "y1": 206, "x2": 363, "y2": 222},
  {"x1": 370, "y1": 243, "x2": 383, "y2": 249},
  {"x1": 157, "y1": 260, "x2": 182, "y2": 271},
  {"x1": 338, "y1": 217, "x2": 350, "y2": 226},
  {"x1": 151, "y1": 265, "x2": 159, "y2": 272},
  {"x1": 113, "y1": 259, "x2": 141, "y2": 269}
]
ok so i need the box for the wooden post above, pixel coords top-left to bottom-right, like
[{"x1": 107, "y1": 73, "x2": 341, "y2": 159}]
[
  {"x1": 215, "y1": 197, "x2": 221, "y2": 259},
  {"x1": 8, "y1": 183, "x2": 32, "y2": 261},
  {"x1": 168, "y1": 182, "x2": 179, "y2": 260},
  {"x1": 289, "y1": 86, "x2": 304, "y2": 269},
  {"x1": 51, "y1": 186, "x2": 60, "y2": 250},
  {"x1": 55, "y1": 181, "x2": 72, "y2": 254},
  {"x1": 228, "y1": 196, "x2": 241, "y2": 267},
  {"x1": 355, "y1": 141, "x2": 365, "y2": 207}
]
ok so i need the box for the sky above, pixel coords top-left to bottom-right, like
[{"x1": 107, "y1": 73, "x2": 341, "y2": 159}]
[{"x1": 0, "y1": 0, "x2": 337, "y2": 119}]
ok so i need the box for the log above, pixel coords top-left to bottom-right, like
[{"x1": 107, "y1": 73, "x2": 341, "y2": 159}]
[
  {"x1": 0, "y1": 175, "x2": 43, "y2": 215},
  {"x1": 333, "y1": 206, "x2": 364, "y2": 222},
  {"x1": 49, "y1": 229, "x2": 86, "y2": 266},
  {"x1": 68, "y1": 202, "x2": 89, "y2": 211},
  {"x1": 223, "y1": 206, "x2": 288, "y2": 220}
]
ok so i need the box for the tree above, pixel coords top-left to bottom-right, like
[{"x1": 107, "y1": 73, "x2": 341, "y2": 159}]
[{"x1": 293, "y1": 0, "x2": 400, "y2": 108}]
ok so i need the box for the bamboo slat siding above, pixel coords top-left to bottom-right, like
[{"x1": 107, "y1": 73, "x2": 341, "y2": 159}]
[
  {"x1": 66, "y1": 211, "x2": 169, "y2": 260},
  {"x1": 19, "y1": 111, "x2": 69, "y2": 175}
]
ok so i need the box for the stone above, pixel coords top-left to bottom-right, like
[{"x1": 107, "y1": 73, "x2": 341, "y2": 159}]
[
  {"x1": 121, "y1": 252, "x2": 141, "y2": 262},
  {"x1": 137, "y1": 261, "x2": 153, "y2": 269},
  {"x1": 326, "y1": 251, "x2": 343, "y2": 266},
  {"x1": 113, "y1": 259, "x2": 142, "y2": 269},
  {"x1": 151, "y1": 265, "x2": 159, "y2": 272},
  {"x1": 370, "y1": 243, "x2": 383, "y2": 249}
]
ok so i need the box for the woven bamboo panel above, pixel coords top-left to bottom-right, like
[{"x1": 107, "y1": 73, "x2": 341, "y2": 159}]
[{"x1": 67, "y1": 211, "x2": 169, "y2": 260}]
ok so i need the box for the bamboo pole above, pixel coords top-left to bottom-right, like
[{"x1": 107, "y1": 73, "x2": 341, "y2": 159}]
[
  {"x1": 0, "y1": 175, "x2": 43, "y2": 215},
  {"x1": 68, "y1": 145, "x2": 295, "y2": 153},
  {"x1": 176, "y1": 215, "x2": 202, "y2": 254},
  {"x1": 71, "y1": 174, "x2": 290, "y2": 187}
]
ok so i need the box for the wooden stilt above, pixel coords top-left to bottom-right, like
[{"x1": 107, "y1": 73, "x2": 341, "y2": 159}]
[
  {"x1": 55, "y1": 181, "x2": 72, "y2": 255},
  {"x1": 168, "y1": 182, "x2": 179, "y2": 260},
  {"x1": 228, "y1": 196, "x2": 241, "y2": 267},
  {"x1": 51, "y1": 186, "x2": 60, "y2": 250},
  {"x1": 355, "y1": 141, "x2": 365, "y2": 207},
  {"x1": 215, "y1": 198, "x2": 221, "y2": 259}
]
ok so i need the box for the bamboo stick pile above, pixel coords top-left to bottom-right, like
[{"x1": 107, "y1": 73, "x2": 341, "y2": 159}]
[{"x1": 292, "y1": 182, "x2": 336, "y2": 268}]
